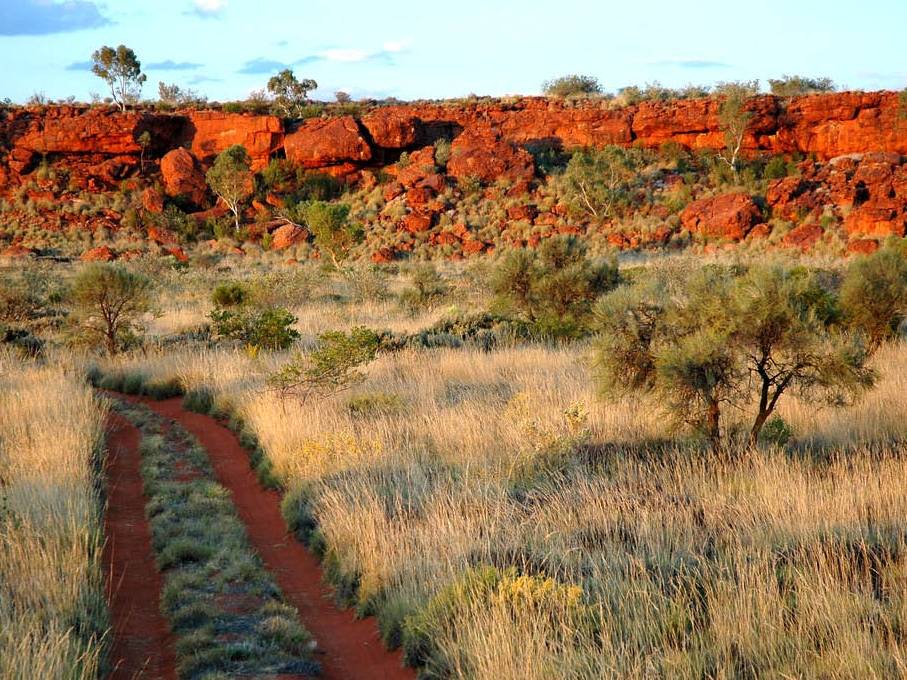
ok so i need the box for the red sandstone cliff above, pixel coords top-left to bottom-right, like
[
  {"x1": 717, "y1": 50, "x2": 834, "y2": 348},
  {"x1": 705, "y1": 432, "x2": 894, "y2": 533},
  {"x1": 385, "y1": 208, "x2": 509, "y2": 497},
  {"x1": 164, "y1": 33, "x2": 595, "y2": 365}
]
[
  {"x1": 1, "y1": 92, "x2": 905, "y2": 258},
  {"x1": 2, "y1": 92, "x2": 905, "y2": 188}
]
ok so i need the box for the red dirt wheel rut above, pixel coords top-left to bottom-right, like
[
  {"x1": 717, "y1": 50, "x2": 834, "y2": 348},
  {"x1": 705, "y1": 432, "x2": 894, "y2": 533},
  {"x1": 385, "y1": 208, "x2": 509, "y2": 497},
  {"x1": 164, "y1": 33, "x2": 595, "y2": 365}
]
[
  {"x1": 104, "y1": 411, "x2": 178, "y2": 680},
  {"x1": 134, "y1": 396, "x2": 415, "y2": 680}
]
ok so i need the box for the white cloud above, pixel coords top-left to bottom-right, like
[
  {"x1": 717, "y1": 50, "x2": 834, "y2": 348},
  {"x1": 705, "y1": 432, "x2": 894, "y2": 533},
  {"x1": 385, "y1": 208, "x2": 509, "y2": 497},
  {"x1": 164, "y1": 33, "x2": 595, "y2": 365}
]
[
  {"x1": 193, "y1": 0, "x2": 226, "y2": 14},
  {"x1": 322, "y1": 48, "x2": 372, "y2": 63},
  {"x1": 382, "y1": 40, "x2": 411, "y2": 53},
  {"x1": 299, "y1": 40, "x2": 412, "y2": 65}
]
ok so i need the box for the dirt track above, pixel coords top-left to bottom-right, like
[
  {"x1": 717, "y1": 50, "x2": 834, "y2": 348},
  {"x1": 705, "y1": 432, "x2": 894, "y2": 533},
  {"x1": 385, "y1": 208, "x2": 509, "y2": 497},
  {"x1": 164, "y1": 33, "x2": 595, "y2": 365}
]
[
  {"x1": 104, "y1": 410, "x2": 177, "y2": 680},
  {"x1": 126, "y1": 395, "x2": 415, "y2": 680}
]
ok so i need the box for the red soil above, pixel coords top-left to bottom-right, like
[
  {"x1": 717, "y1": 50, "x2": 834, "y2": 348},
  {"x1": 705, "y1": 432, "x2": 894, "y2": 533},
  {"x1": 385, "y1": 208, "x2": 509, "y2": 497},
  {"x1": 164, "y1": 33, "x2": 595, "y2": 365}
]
[
  {"x1": 103, "y1": 411, "x2": 177, "y2": 680},
  {"x1": 136, "y1": 396, "x2": 415, "y2": 680}
]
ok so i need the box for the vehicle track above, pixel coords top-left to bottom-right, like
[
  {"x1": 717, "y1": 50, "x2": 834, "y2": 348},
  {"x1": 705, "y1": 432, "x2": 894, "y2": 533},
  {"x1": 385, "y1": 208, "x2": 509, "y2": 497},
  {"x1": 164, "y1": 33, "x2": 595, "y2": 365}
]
[
  {"x1": 104, "y1": 410, "x2": 178, "y2": 680},
  {"x1": 123, "y1": 395, "x2": 415, "y2": 680}
]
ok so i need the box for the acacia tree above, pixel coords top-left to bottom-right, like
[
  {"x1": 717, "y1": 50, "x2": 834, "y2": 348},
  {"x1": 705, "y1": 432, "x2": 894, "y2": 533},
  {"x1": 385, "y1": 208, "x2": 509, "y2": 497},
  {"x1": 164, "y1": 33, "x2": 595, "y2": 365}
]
[
  {"x1": 492, "y1": 235, "x2": 619, "y2": 338},
  {"x1": 304, "y1": 201, "x2": 362, "y2": 269},
  {"x1": 266, "y1": 69, "x2": 317, "y2": 117},
  {"x1": 840, "y1": 243, "x2": 907, "y2": 351},
  {"x1": 206, "y1": 145, "x2": 254, "y2": 232},
  {"x1": 268, "y1": 327, "x2": 380, "y2": 403},
  {"x1": 731, "y1": 265, "x2": 875, "y2": 446},
  {"x1": 768, "y1": 75, "x2": 835, "y2": 97},
  {"x1": 714, "y1": 80, "x2": 759, "y2": 175},
  {"x1": 90, "y1": 45, "x2": 146, "y2": 111},
  {"x1": 562, "y1": 146, "x2": 642, "y2": 220},
  {"x1": 70, "y1": 263, "x2": 153, "y2": 355},
  {"x1": 595, "y1": 263, "x2": 877, "y2": 452},
  {"x1": 542, "y1": 74, "x2": 602, "y2": 97}
]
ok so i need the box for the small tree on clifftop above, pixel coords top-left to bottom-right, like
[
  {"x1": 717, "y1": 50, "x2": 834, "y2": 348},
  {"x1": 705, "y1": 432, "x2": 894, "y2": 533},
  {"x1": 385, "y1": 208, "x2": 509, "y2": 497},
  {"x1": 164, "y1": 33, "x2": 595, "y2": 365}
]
[
  {"x1": 768, "y1": 75, "x2": 835, "y2": 98},
  {"x1": 542, "y1": 74, "x2": 602, "y2": 98},
  {"x1": 91, "y1": 45, "x2": 146, "y2": 112},
  {"x1": 206, "y1": 145, "x2": 254, "y2": 233},
  {"x1": 714, "y1": 80, "x2": 759, "y2": 175},
  {"x1": 267, "y1": 69, "x2": 317, "y2": 117}
]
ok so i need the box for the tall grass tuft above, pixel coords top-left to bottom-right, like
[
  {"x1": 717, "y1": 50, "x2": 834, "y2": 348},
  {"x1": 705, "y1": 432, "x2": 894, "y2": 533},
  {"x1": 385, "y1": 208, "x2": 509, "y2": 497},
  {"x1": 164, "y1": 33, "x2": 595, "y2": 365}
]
[{"x1": 0, "y1": 351, "x2": 109, "y2": 678}]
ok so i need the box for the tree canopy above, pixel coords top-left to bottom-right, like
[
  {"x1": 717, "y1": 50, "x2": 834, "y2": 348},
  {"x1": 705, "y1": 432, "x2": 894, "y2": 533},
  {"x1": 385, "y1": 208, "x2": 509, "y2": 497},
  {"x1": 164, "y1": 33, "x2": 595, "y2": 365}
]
[
  {"x1": 595, "y1": 262, "x2": 880, "y2": 451},
  {"x1": 542, "y1": 75, "x2": 602, "y2": 98},
  {"x1": 267, "y1": 69, "x2": 317, "y2": 117},
  {"x1": 90, "y1": 45, "x2": 146, "y2": 111},
  {"x1": 69, "y1": 263, "x2": 153, "y2": 354},
  {"x1": 206, "y1": 145, "x2": 254, "y2": 232}
]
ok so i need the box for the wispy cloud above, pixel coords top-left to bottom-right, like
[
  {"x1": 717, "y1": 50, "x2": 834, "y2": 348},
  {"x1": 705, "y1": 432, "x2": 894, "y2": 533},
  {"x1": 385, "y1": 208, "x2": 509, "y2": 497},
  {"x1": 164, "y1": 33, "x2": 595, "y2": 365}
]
[
  {"x1": 147, "y1": 60, "x2": 204, "y2": 71},
  {"x1": 187, "y1": 0, "x2": 226, "y2": 18},
  {"x1": 65, "y1": 60, "x2": 92, "y2": 71},
  {"x1": 296, "y1": 40, "x2": 411, "y2": 66},
  {"x1": 237, "y1": 57, "x2": 289, "y2": 75},
  {"x1": 651, "y1": 59, "x2": 731, "y2": 69},
  {"x1": 189, "y1": 75, "x2": 222, "y2": 85},
  {"x1": 1, "y1": 0, "x2": 111, "y2": 36}
]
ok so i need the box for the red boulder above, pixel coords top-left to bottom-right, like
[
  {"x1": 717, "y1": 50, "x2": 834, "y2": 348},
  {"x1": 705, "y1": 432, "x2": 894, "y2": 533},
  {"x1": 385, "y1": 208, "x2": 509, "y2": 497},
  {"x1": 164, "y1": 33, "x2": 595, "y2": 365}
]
[
  {"x1": 447, "y1": 129, "x2": 535, "y2": 184},
  {"x1": 681, "y1": 193, "x2": 762, "y2": 240},
  {"x1": 81, "y1": 246, "x2": 116, "y2": 262},
  {"x1": 161, "y1": 148, "x2": 208, "y2": 207},
  {"x1": 284, "y1": 116, "x2": 372, "y2": 168}
]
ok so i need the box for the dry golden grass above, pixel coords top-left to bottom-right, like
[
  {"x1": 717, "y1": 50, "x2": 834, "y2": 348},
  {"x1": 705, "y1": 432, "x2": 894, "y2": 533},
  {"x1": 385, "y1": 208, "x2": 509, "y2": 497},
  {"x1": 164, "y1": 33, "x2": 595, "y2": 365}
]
[
  {"x1": 0, "y1": 351, "x2": 108, "y2": 678},
  {"x1": 99, "y1": 333, "x2": 907, "y2": 678}
]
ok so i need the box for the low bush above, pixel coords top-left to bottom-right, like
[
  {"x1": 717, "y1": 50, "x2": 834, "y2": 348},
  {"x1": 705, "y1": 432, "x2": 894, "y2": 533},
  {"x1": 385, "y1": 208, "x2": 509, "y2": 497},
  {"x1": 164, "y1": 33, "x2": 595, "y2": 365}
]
[
  {"x1": 210, "y1": 306, "x2": 299, "y2": 350},
  {"x1": 402, "y1": 566, "x2": 597, "y2": 675}
]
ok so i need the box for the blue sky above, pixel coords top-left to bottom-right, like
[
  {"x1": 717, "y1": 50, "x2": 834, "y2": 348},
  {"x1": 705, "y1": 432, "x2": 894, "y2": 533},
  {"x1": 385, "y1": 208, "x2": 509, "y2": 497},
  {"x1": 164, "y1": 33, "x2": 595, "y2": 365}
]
[{"x1": 1, "y1": 0, "x2": 905, "y2": 103}]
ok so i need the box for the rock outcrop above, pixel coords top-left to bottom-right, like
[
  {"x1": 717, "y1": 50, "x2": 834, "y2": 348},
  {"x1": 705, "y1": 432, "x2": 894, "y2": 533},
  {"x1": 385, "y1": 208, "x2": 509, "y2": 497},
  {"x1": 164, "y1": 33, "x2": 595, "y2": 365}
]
[
  {"x1": 160, "y1": 147, "x2": 208, "y2": 207},
  {"x1": 284, "y1": 116, "x2": 371, "y2": 169},
  {"x1": 184, "y1": 111, "x2": 283, "y2": 170},
  {"x1": 681, "y1": 193, "x2": 763, "y2": 241},
  {"x1": 447, "y1": 129, "x2": 535, "y2": 184}
]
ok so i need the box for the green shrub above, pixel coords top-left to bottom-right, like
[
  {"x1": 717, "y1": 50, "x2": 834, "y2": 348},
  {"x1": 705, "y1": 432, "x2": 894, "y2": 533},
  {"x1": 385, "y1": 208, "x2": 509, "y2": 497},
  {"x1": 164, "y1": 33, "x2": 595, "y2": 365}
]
[
  {"x1": 144, "y1": 377, "x2": 184, "y2": 400},
  {"x1": 763, "y1": 156, "x2": 793, "y2": 180},
  {"x1": 294, "y1": 172, "x2": 342, "y2": 202},
  {"x1": 402, "y1": 566, "x2": 595, "y2": 673},
  {"x1": 433, "y1": 138, "x2": 451, "y2": 169},
  {"x1": 840, "y1": 242, "x2": 907, "y2": 351},
  {"x1": 211, "y1": 282, "x2": 249, "y2": 308},
  {"x1": 268, "y1": 327, "x2": 380, "y2": 403},
  {"x1": 760, "y1": 416, "x2": 794, "y2": 447},
  {"x1": 121, "y1": 372, "x2": 146, "y2": 395},
  {"x1": 492, "y1": 236, "x2": 619, "y2": 338},
  {"x1": 768, "y1": 75, "x2": 835, "y2": 97},
  {"x1": 403, "y1": 311, "x2": 528, "y2": 350},
  {"x1": 399, "y1": 264, "x2": 448, "y2": 312},
  {"x1": 542, "y1": 74, "x2": 602, "y2": 97},
  {"x1": 210, "y1": 307, "x2": 299, "y2": 350}
]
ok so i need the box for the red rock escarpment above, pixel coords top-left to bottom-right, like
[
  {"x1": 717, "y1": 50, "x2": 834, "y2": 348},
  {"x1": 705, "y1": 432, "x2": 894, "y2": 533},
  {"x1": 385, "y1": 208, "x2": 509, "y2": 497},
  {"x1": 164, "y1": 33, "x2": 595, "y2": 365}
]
[
  {"x1": 3, "y1": 91, "x2": 905, "y2": 189},
  {"x1": 1, "y1": 93, "x2": 905, "y2": 253}
]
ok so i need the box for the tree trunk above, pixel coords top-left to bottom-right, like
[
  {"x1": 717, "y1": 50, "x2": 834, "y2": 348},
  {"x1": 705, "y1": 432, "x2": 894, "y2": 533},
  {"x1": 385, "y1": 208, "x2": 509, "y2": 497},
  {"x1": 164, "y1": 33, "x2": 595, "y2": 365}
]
[
  {"x1": 706, "y1": 400, "x2": 721, "y2": 454},
  {"x1": 749, "y1": 409, "x2": 772, "y2": 448},
  {"x1": 106, "y1": 328, "x2": 118, "y2": 355}
]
